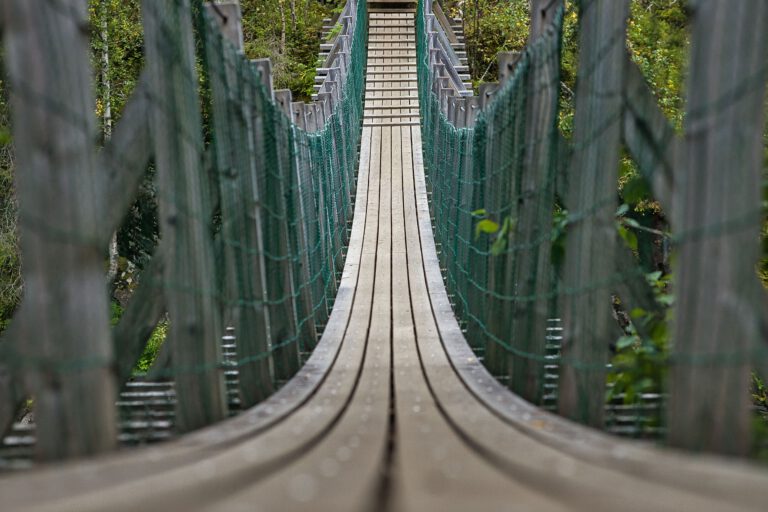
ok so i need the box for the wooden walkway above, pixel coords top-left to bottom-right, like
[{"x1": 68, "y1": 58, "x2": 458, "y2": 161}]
[{"x1": 1, "y1": 8, "x2": 768, "y2": 512}]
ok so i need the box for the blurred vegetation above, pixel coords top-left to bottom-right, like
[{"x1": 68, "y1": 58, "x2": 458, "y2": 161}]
[
  {"x1": 0, "y1": 54, "x2": 20, "y2": 334},
  {"x1": 241, "y1": 0, "x2": 344, "y2": 100}
]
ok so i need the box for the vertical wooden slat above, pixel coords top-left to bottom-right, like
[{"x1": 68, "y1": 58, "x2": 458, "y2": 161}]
[
  {"x1": 203, "y1": 8, "x2": 274, "y2": 407},
  {"x1": 253, "y1": 61, "x2": 301, "y2": 383},
  {"x1": 4, "y1": 0, "x2": 117, "y2": 458},
  {"x1": 558, "y1": 0, "x2": 629, "y2": 427},
  {"x1": 509, "y1": 0, "x2": 563, "y2": 403},
  {"x1": 205, "y1": 0, "x2": 244, "y2": 50},
  {"x1": 142, "y1": 0, "x2": 227, "y2": 431},
  {"x1": 668, "y1": 0, "x2": 768, "y2": 455}
]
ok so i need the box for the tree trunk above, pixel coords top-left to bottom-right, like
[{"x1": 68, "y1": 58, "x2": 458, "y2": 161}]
[{"x1": 278, "y1": 0, "x2": 287, "y2": 55}]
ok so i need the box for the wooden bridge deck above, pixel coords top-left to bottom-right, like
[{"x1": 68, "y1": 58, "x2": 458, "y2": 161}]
[{"x1": 1, "y1": 8, "x2": 768, "y2": 512}]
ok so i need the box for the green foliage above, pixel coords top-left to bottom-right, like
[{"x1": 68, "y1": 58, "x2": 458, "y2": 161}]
[
  {"x1": 607, "y1": 271, "x2": 672, "y2": 408},
  {"x1": 240, "y1": 0, "x2": 342, "y2": 101},
  {"x1": 627, "y1": 0, "x2": 688, "y2": 130},
  {"x1": 89, "y1": 0, "x2": 145, "y2": 130},
  {"x1": 446, "y1": 0, "x2": 530, "y2": 86},
  {"x1": 754, "y1": 372, "x2": 768, "y2": 416},
  {"x1": 753, "y1": 372, "x2": 768, "y2": 461},
  {"x1": 110, "y1": 301, "x2": 123, "y2": 327},
  {"x1": 134, "y1": 320, "x2": 168, "y2": 375},
  {"x1": 472, "y1": 209, "x2": 516, "y2": 256},
  {"x1": 0, "y1": 51, "x2": 20, "y2": 333}
]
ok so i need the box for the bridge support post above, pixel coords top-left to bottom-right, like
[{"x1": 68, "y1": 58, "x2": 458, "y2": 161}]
[
  {"x1": 201, "y1": 6, "x2": 275, "y2": 407},
  {"x1": 668, "y1": 0, "x2": 768, "y2": 455},
  {"x1": 3, "y1": 0, "x2": 118, "y2": 458},
  {"x1": 253, "y1": 61, "x2": 302, "y2": 383},
  {"x1": 143, "y1": 0, "x2": 228, "y2": 431},
  {"x1": 508, "y1": 1, "x2": 563, "y2": 404},
  {"x1": 557, "y1": 0, "x2": 629, "y2": 427}
]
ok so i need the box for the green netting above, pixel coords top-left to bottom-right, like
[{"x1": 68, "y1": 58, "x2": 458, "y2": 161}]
[
  {"x1": 417, "y1": 0, "x2": 564, "y2": 405},
  {"x1": 417, "y1": 0, "x2": 768, "y2": 450},
  {"x1": 191, "y1": 0, "x2": 367, "y2": 394},
  {"x1": 0, "y1": 0, "x2": 368, "y2": 420}
]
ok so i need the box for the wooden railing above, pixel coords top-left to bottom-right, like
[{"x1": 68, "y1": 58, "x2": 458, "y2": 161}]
[
  {"x1": 420, "y1": 0, "x2": 768, "y2": 456},
  {"x1": 0, "y1": 0, "x2": 366, "y2": 461}
]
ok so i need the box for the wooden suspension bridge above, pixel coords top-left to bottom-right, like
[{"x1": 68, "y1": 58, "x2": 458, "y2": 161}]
[{"x1": 0, "y1": 0, "x2": 767, "y2": 510}]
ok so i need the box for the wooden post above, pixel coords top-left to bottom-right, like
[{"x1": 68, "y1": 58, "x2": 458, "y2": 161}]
[
  {"x1": 202, "y1": 11, "x2": 275, "y2": 407},
  {"x1": 0, "y1": 323, "x2": 24, "y2": 439},
  {"x1": 142, "y1": 0, "x2": 227, "y2": 431},
  {"x1": 253, "y1": 61, "x2": 301, "y2": 383},
  {"x1": 557, "y1": 0, "x2": 629, "y2": 427},
  {"x1": 668, "y1": 0, "x2": 768, "y2": 455},
  {"x1": 253, "y1": 59, "x2": 275, "y2": 100},
  {"x1": 292, "y1": 102, "x2": 306, "y2": 130},
  {"x1": 3, "y1": 0, "x2": 117, "y2": 458},
  {"x1": 509, "y1": 0, "x2": 563, "y2": 403},
  {"x1": 274, "y1": 89, "x2": 293, "y2": 118},
  {"x1": 204, "y1": 1, "x2": 244, "y2": 51},
  {"x1": 497, "y1": 51, "x2": 521, "y2": 85}
]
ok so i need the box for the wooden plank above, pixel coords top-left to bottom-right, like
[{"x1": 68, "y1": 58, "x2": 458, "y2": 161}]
[
  {"x1": 4, "y1": 0, "x2": 118, "y2": 459},
  {"x1": 668, "y1": 0, "x2": 768, "y2": 455},
  {"x1": 204, "y1": 1, "x2": 244, "y2": 50},
  {"x1": 403, "y1": 126, "x2": 572, "y2": 512},
  {"x1": 622, "y1": 57, "x2": 676, "y2": 214},
  {"x1": 392, "y1": 119, "x2": 564, "y2": 511},
  {"x1": 97, "y1": 71, "x2": 153, "y2": 246},
  {"x1": 0, "y1": 125, "x2": 380, "y2": 512},
  {"x1": 508, "y1": 0, "x2": 562, "y2": 403},
  {"x1": 203, "y1": 14, "x2": 273, "y2": 406},
  {"x1": 113, "y1": 246, "x2": 166, "y2": 384},
  {"x1": 217, "y1": 102, "x2": 394, "y2": 512},
  {"x1": 409, "y1": 117, "x2": 768, "y2": 512},
  {"x1": 558, "y1": 0, "x2": 629, "y2": 427},
  {"x1": 142, "y1": 0, "x2": 227, "y2": 431},
  {"x1": 249, "y1": 59, "x2": 302, "y2": 383}
]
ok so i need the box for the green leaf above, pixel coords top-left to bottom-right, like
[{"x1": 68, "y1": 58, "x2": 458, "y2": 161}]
[
  {"x1": 616, "y1": 335, "x2": 637, "y2": 350},
  {"x1": 616, "y1": 203, "x2": 630, "y2": 217},
  {"x1": 0, "y1": 127, "x2": 11, "y2": 146},
  {"x1": 475, "y1": 219, "x2": 500, "y2": 239},
  {"x1": 618, "y1": 225, "x2": 638, "y2": 251},
  {"x1": 471, "y1": 208, "x2": 488, "y2": 218},
  {"x1": 646, "y1": 270, "x2": 663, "y2": 283}
]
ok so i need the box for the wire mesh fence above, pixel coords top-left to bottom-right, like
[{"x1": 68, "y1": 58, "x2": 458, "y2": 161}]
[
  {"x1": 417, "y1": 0, "x2": 768, "y2": 457},
  {"x1": 0, "y1": 0, "x2": 367, "y2": 460}
]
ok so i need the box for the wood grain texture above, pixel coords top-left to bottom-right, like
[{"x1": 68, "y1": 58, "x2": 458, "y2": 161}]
[
  {"x1": 668, "y1": 0, "x2": 768, "y2": 455},
  {"x1": 558, "y1": 0, "x2": 629, "y2": 427},
  {"x1": 3, "y1": 0, "x2": 118, "y2": 459},
  {"x1": 204, "y1": 17, "x2": 274, "y2": 406},
  {"x1": 142, "y1": 0, "x2": 227, "y2": 431},
  {"x1": 509, "y1": 1, "x2": 562, "y2": 403}
]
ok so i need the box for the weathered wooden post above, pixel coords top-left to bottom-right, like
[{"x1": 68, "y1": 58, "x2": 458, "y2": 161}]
[
  {"x1": 252, "y1": 60, "x2": 302, "y2": 383},
  {"x1": 509, "y1": 0, "x2": 563, "y2": 404},
  {"x1": 202, "y1": 3, "x2": 275, "y2": 407},
  {"x1": 3, "y1": 0, "x2": 118, "y2": 458},
  {"x1": 558, "y1": 0, "x2": 629, "y2": 427},
  {"x1": 206, "y1": 0, "x2": 244, "y2": 50},
  {"x1": 142, "y1": 0, "x2": 228, "y2": 431},
  {"x1": 668, "y1": 0, "x2": 768, "y2": 455}
]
